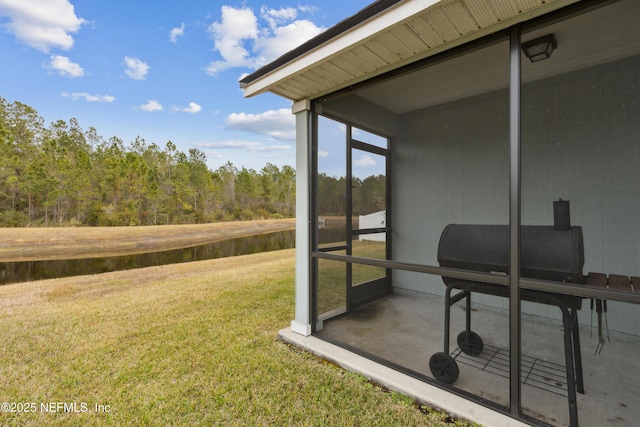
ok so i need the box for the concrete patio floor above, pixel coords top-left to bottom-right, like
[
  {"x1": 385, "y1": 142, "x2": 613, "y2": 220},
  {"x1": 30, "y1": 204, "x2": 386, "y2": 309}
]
[{"x1": 281, "y1": 293, "x2": 640, "y2": 427}]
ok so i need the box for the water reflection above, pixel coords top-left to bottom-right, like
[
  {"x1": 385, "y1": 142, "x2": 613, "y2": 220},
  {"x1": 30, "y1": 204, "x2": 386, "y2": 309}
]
[{"x1": 0, "y1": 230, "x2": 295, "y2": 285}]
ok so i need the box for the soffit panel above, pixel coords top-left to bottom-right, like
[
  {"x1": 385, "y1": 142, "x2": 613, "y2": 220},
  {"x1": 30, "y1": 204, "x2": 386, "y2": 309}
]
[
  {"x1": 331, "y1": 54, "x2": 368, "y2": 76},
  {"x1": 292, "y1": 72, "x2": 328, "y2": 94},
  {"x1": 375, "y1": 31, "x2": 417, "y2": 61},
  {"x1": 439, "y1": 2, "x2": 481, "y2": 34},
  {"x1": 463, "y1": 1, "x2": 504, "y2": 27},
  {"x1": 389, "y1": 24, "x2": 430, "y2": 55},
  {"x1": 337, "y1": 49, "x2": 379, "y2": 75},
  {"x1": 351, "y1": 44, "x2": 391, "y2": 69},
  {"x1": 243, "y1": 0, "x2": 581, "y2": 101},
  {"x1": 427, "y1": 4, "x2": 476, "y2": 41},
  {"x1": 363, "y1": 38, "x2": 402, "y2": 64},
  {"x1": 275, "y1": 82, "x2": 307, "y2": 100},
  {"x1": 315, "y1": 62, "x2": 355, "y2": 85},
  {"x1": 404, "y1": 17, "x2": 442, "y2": 48}
]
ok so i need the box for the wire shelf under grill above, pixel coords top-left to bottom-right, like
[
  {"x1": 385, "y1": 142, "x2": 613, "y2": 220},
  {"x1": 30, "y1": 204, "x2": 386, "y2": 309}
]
[{"x1": 452, "y1": 344, "x2": 568, "y2": 397}]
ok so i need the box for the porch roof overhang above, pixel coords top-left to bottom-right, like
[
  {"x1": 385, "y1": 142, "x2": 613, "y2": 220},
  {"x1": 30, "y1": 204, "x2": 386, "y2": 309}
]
[{"x1": 239, "y1": 0, "x2": 582, "y2": 102}]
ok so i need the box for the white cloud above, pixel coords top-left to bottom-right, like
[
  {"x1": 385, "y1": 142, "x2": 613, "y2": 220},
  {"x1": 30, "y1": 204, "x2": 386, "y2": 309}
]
[
  {"x1": 260, "y1": 6, "x2": 297, "y2": 30},
  {"x1": 354, "y1": 155, "x2": 377, "y2": 167},
  {"x1": 205, "y1": 6, "x2": 258, "y2": 75},
  {"x1": 256, "y1": 144, "x2": 292, "y2": 153},
  {"x1": 318, "y1": 150, "x2": 328, "y2": 158},
  {"x1": 224, "y1": 108, "x2": 295, "y2": 141},
  {"x1": 139, "y1": 100, "x2": 163, "y2": 112},
  {"x1": 297, "y1": 5, "x2": 319, "y2": 14},
  {"x1": 195, "y1": 140, "x2": 262, "y2": 151},
  {"x1": 47, "y1": 55, "x2": 84, "y2": 77},
  {"x1": 252, "y1": 19, "x2": 320, "y2": 66},
  {"x1": 124, "y1": 56, "x2": 150, "y2": 80},
  {"x1": 0, "y1": 0, "x2": 86, "y2": 52},
  {"x1": 195, "y1": 140, "x2": 292, "y2": 165},
  {"x1": 169, "y1": 22, "x2": 184, "y2": 43},
  {"x1": 205, "y1": 5, "x2": 324, "y2": 75},
  {"x1": 204, "y1": 150, "x2": 223, "y2": 159},
  {"x1": 194, "y1": 140, "x2": 291, "y2": 153},
  {"x1": 62, "y1": 92, "x2": 114, "y2": 103},
  {"x1": 172, "y1": 102, "x2": 202, "y2": 114}
]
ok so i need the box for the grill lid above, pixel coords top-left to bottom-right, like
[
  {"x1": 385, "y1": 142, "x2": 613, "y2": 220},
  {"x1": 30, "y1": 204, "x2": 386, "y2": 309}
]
[{"x1": 438, "y1": 224, "x2": 584, "y2": 281}]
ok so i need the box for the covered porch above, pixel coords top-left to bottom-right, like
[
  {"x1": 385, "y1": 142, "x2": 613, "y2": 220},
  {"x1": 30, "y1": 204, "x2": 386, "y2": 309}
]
[
  {"x1": 310, "y1": 292, "x2": 639, "y2": 426},
  {"x1": 241, "y1": 0, "x2": 640, "y2": 426}
]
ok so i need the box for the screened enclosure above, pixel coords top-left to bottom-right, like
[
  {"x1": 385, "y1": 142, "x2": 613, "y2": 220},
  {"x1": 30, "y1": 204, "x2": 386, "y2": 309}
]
[{"x1": 310, "y1": 1, "x2": 640, "y2": 426}]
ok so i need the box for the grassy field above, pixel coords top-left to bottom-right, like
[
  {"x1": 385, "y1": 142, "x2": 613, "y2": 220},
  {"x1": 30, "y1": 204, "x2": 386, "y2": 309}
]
[
  {"x1": 0, "y1": 219, "x2": 295, "y2": 262},
  {"x1": 0, "y1": 248, "x2": 472, "y2": 426}
]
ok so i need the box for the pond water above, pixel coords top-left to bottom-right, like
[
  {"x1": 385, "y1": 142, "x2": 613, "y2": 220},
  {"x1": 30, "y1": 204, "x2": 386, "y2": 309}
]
[{"x1": 0, "y1": 230, "x2": 295, "y2": 285}]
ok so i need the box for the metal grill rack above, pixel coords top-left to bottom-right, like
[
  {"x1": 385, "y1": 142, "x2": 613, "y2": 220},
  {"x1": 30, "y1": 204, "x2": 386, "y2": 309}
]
[{"x1": 452, "y1": 344, "x2": 568, "y2": 396}]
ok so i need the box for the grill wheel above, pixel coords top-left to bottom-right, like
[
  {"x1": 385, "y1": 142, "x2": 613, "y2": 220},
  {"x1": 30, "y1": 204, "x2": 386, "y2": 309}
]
[
  {"x1": 429, "y1": 352, "x2": 459, "y2": 384},
  {"x1": 457, "y1": 330, "x2": 484, "y2": 356}
]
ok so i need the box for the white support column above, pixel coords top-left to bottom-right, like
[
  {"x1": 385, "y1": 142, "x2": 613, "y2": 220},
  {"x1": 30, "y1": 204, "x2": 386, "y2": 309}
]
[{"x1": 291, "y1": 99, "x2": 312, "y2": 336}]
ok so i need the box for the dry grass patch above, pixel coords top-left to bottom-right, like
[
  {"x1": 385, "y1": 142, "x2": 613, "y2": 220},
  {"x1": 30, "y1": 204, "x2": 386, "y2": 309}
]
[{"x1": 0, "y1": 219, "x2": 295, "y2": 262}]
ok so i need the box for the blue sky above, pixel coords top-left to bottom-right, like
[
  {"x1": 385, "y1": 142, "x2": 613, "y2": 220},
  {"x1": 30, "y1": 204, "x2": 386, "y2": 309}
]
[{"x1": 0, "y1": 0, "x2": 373, "y2": 171}]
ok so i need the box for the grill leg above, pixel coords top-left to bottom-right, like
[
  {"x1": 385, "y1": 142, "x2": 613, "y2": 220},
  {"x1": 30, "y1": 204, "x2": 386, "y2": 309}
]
[
  {"x1": 465, "y1": 290, "x2": 472, "y2": 334},
  {"x1": 570, "y1": 308, "x2": 585, "y2": 394},
  {"x1": 444, "y1": 286, "x2": 467, "y2": 354},
  {"x1": 444, "y1": 285, "x2": 453, "y2": 354},
  {"x1": 561, "y1": 306, "x2": 579, "y2": 427}
]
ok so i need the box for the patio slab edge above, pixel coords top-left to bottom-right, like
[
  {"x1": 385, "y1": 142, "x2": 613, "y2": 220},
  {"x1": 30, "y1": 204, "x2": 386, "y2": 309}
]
[{"x1": 278, "y1": 327, "x2": 530, "y2": 427}]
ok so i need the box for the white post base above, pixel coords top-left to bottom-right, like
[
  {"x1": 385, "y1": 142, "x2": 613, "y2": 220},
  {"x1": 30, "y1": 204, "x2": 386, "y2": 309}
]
[{"x1": 290, "y1": 320, "x2": 312, "y2": 336}]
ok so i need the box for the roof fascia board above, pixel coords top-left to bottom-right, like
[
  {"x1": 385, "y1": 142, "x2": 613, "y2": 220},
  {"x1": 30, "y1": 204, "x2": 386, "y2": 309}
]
[
  {"x1": 241, "y1": 0, "x2": 582, "y2": 101},
  {"x1": 240, "y1": 0, "x2": 404, "y2": 85},
  {"x1": 241, "y1": 0, "x2": 439, "y2": 98}
]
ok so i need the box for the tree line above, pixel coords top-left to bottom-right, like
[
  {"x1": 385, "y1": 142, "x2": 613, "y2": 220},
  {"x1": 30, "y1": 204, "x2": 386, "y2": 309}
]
[
  {"x1": 0, "y1": 97, "x2": 295, "y2": 227},
  {"x1": 317, "y1": 173, "x2": 386, "y2": 217}
]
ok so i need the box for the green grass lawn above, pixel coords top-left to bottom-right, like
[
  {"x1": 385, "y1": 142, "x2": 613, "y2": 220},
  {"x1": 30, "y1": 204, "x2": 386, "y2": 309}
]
[
  {"x1": 317, "y1": 240, "x2": 388, "y2": 314},
  {"x1": 0, "y1": 249, "x2": 471, "y2": 426}
]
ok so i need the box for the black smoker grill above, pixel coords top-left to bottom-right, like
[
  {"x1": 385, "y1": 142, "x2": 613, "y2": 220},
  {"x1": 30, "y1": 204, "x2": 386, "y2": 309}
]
[{"x1": 431, "y1": 224, "x2": 585, "y2": 426}]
